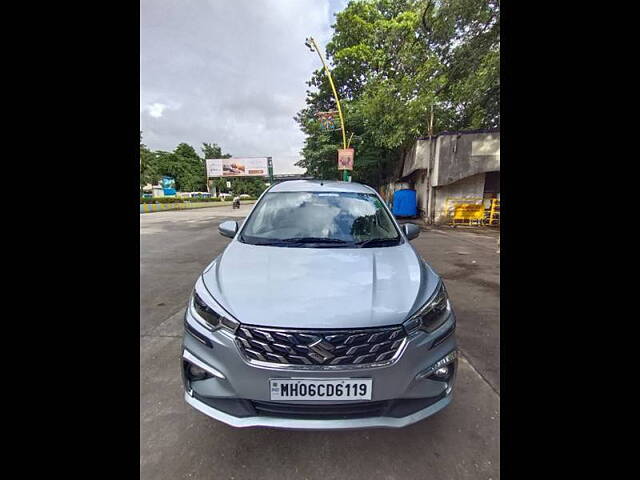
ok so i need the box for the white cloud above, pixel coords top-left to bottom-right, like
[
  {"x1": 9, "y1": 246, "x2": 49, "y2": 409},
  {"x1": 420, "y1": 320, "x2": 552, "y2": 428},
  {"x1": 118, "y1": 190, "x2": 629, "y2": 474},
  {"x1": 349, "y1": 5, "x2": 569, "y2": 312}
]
[
  {"x1": 145, "y1": 103, "x2": 167, "y2": 118},
  {"x1": 140, "y1": 0, "x2": 348, "y2": 174}
]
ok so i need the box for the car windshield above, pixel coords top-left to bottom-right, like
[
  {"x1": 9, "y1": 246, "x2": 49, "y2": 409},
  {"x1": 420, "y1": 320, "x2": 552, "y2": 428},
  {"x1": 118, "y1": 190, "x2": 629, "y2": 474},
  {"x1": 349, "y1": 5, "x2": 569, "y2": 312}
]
[{"x1": 240, "y1": 191, "x2": 401, "y2": 247}]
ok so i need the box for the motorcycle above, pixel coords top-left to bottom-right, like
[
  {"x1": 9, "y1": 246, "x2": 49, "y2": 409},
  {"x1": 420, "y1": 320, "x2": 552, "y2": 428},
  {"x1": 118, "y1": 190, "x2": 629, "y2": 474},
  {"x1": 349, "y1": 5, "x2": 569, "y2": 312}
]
[{"x1": 232, "y1": 198, "x2": 240, "y2": 209}]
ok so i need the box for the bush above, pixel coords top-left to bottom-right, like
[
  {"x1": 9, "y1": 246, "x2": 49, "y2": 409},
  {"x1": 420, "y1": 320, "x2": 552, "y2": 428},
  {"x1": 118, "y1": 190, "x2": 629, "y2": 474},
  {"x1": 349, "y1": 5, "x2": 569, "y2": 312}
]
[{"x1": 140, "y1": 197, "x2": 184, "y2": 204}]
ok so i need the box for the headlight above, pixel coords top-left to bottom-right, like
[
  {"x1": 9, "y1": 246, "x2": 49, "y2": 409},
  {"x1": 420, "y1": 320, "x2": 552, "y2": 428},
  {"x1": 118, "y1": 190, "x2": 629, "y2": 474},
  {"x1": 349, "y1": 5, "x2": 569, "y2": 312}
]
[
  {"x1": 192, "y1": 291, "x2": 222, "y2": 329},
  {"x1": 404, "y1": 281, "x2": 451, "y2": 334},
  {"x1": 189, "y1": 279, "x2": 239, "y2": 332}
]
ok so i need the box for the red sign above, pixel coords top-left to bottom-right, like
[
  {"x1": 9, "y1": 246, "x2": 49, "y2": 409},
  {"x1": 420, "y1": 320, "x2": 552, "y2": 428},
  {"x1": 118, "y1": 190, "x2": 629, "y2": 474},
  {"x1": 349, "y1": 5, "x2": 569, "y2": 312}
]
[{"x1": 337, "y1": 148, "x2": 354, "y2": 170}]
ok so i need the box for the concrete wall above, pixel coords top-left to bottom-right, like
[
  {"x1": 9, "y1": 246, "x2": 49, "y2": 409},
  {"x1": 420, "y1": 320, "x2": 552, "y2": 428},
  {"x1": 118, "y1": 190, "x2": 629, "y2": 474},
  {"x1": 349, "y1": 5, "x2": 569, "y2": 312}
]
[
  {"x1": 401, "y1": 139, "x2": 432, "y2": 178},
  {"x1": 413, "y1": 170, "x2": 430, "y2": 217},
  {"x1": 433, "y1": 173, "x2": 487, "y2": 224},
  {"x1": 391, "y1": 131, "x2": 499, "y2": 223},
  {"x1": 379, "y1": 180, "x2": 412, "y2": 206},
  {"x1": 433, "y1": 132, "x2": 500, "y2": 187}
]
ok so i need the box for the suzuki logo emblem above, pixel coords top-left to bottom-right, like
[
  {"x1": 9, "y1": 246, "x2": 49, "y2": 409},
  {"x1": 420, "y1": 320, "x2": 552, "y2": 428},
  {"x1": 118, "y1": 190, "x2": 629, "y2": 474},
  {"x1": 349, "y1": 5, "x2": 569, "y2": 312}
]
[{"x1": 307, "y1": 338, "x2": 336, "y2": 363}]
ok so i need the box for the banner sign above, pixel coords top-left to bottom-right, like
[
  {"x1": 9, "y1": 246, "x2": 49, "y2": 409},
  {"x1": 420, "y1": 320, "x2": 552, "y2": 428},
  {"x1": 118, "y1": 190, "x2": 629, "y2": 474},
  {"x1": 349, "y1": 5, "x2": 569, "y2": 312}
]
[
  {"x1": 337, "y1": 148, "x2": 354, "y2": 171},
  {"x1": 206, "y1": 157, "x2": 269, "y2": 177},
  {"x1": 316, "y1": 111, "x2": 340, "y2": 131},
  {"x1": 161, "y1": 176, "x2": 176, "y2": 196}
]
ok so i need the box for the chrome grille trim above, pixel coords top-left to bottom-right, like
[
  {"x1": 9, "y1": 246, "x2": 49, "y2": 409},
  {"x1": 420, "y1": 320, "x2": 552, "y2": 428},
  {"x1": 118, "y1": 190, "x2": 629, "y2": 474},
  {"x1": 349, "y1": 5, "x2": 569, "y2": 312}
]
[{"x1": 235, "y1": 325, "x2": 408, "y2": 371}]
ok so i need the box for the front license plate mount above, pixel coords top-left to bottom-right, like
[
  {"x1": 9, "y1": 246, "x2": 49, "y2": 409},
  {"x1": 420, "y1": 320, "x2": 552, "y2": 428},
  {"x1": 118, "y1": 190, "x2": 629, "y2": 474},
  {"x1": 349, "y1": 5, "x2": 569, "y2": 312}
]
[{"x1": 269, "y1": 378, "x2": 373, "y2": 401}]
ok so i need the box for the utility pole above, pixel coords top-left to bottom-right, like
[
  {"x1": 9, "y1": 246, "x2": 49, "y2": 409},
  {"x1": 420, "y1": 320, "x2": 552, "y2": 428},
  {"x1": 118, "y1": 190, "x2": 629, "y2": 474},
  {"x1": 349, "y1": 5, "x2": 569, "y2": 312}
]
[
  {"x1": 305, "y1": 36, "x2": 350, "y2": 181},
  {"x1": 267, "y1": 156, "x2": 274, "y2": 184}
]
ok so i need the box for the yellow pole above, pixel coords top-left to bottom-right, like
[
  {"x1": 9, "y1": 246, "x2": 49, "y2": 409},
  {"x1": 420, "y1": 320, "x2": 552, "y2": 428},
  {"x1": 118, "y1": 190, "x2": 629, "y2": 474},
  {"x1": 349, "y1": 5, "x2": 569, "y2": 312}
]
[
  {"x1": 309, "y1": 37, "x2": 347, "y2": 150},
  {"x1": 308, "y1": 37, "x2": 349, "y2": 180}
]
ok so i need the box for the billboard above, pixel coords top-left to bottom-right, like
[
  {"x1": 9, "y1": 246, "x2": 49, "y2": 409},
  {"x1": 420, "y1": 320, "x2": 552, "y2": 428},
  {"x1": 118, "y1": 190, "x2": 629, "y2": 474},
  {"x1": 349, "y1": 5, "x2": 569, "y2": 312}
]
[
  {"x1": 161, "y1": 176, "x2": 176, "y2": 196},
  {"x1": 206, "y1": 157, "x2": 269, "y2": 177},
  {"x1": 316, "y1": 111, "x2": 341, "y2": 131}
]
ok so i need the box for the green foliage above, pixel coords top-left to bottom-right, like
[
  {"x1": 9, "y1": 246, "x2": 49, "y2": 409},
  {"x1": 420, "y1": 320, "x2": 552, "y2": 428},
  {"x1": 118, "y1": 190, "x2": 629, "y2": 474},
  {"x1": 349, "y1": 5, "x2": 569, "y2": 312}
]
[
  {"x1": 139, "y1": 196, "x2": 257, "y2": 204},
  {"x1": 202, "y1": 142, "x2": 232, "y2": 160},
  {"x1": 210, "y1": 177, "x2": 268, "y2": 198},
  {"x1": 140, "y1": 133, "x2": 241, "y2": 193},
  {"x1": 140, "y1": 132, "x2": 160, "y2": 187},
  {"x1": 296, "y1": 0, "x2": 499, "y2": 187}
]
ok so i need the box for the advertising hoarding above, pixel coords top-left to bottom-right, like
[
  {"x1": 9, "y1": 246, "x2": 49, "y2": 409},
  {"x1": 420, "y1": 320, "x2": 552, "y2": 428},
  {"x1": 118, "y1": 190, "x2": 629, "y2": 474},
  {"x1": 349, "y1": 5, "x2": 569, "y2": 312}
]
[
  {"x1": 337, "y1": 148, "x2": 354, "y2": 170},
  {"x1": 316, "y1": 111, "x2": 340, "y2": 131},
  {"x1": 161, "y1": 176, "x2": 176, "y2": 196},
  {"x1": 206, "y1": 157, "x2": 269, "y2": 177}
]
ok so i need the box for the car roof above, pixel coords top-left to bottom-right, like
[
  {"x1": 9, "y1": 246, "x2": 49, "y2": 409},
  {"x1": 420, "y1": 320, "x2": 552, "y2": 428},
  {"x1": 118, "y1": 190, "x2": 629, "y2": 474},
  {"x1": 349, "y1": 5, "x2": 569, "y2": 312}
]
[{"x1": 268, "y1": 180, "x2": 375, "y2": 194}]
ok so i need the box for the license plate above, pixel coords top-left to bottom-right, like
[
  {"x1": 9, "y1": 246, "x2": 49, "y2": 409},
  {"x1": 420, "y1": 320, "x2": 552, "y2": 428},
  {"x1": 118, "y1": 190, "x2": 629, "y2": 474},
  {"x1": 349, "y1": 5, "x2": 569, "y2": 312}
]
[{"x1": 269, "y1": 378, "x2": 372, "y2": 401}]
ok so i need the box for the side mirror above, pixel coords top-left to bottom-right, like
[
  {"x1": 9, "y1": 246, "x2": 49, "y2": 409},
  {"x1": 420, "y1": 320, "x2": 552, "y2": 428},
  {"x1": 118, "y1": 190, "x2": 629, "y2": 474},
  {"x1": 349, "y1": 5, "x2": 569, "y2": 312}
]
[
  {"x1": 403, "y1": 223, "x2": 420, "y2": 241},
  {"x1": 218, "y1": 220, "x2": 238, "y2": 238}
]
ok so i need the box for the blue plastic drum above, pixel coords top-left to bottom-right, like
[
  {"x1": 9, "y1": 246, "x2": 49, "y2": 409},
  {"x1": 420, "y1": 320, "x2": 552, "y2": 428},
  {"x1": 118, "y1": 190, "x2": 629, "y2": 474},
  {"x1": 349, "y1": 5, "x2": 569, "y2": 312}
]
[{"x1": 392, "y1": 189, "x2": 417, "y2": 217}]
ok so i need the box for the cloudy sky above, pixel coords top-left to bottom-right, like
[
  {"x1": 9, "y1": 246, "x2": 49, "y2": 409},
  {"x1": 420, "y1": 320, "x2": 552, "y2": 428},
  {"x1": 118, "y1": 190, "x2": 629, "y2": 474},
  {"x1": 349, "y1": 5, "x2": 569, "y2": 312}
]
[{"x1": 141, "y1": 0, "x2": 349, "y2": 174}]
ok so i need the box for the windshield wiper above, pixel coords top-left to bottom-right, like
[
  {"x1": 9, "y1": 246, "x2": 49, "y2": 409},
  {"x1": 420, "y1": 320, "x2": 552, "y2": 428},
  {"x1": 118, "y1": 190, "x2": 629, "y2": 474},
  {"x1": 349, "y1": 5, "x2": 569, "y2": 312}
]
[
  {"x1": 244, "y1": 237, "x2": 352, "y2": 247},
  {"x1": 356, "y1": 238, "x2": 400, "y2": 248},
  {"x1": 279, "y1": 237, "x2": 351, "y2": 244}
]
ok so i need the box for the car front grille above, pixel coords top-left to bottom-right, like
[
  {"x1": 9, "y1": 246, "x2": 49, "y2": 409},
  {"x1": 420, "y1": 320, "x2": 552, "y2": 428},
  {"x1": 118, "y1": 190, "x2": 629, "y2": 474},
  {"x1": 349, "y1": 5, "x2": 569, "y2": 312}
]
[
  {"x1": 235, "y1": 325, "x2": 407, "y2": 367},
  {"x1": 252, "y1": 400, "x2": 389, "y2": 419}
]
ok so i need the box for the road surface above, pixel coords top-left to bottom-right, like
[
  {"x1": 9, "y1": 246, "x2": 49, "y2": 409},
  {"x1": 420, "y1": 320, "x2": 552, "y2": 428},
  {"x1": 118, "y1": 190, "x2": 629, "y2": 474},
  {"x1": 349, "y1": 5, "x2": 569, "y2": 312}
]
[{"x1": 140, "y1": 206, "x2": 500, "y2": 479}]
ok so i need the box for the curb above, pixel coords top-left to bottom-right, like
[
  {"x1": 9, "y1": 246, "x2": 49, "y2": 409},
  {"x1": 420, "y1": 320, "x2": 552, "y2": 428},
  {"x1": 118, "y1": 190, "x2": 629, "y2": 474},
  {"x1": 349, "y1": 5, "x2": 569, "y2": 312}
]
[{"x1": 139, "y1": 201, "x2": 255, "y2": 214}]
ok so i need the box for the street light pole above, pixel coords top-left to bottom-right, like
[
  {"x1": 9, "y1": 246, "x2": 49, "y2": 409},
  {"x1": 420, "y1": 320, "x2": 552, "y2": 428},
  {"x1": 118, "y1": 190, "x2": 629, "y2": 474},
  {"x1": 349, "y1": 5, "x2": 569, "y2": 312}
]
[{"x1": 305, "y1": 36, "x2": 349, "y2": 181}]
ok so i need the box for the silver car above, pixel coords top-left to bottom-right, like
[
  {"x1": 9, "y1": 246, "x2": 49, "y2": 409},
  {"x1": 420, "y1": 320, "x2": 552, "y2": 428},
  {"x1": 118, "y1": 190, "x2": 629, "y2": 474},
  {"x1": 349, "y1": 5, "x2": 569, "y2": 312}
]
[{"x1": 182, "y1": 180, "x2": 457, "y2": 429}]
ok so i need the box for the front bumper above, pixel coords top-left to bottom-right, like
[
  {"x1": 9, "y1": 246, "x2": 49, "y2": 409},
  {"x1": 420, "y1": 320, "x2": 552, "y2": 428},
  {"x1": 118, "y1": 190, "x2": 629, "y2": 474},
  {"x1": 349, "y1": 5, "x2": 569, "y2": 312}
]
[
  {"x1": 184, "y1": 390, "x2": 452, "y2": 429},
  {"x1": 182, "y1": 308, "x2": 457, "y2": 430}
]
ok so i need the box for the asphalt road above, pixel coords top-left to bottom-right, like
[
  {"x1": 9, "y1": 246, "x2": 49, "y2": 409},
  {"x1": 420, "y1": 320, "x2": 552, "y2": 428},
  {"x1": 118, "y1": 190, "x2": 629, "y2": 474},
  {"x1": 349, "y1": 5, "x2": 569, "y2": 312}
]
[{"x1": 140, "y1": 206, "x2": 500, "y2": 480}]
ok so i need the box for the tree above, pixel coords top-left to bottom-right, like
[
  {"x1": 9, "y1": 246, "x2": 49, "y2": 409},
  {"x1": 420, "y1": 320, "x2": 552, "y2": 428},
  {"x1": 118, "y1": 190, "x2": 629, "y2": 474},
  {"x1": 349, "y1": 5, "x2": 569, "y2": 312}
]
[
  {"x1": 209, "y1": 177, "x2": 268, "y2": 197},
  {"x1": 147, "y1": 143, "x2": 206, "y2": 192},
  {"x1": 202, "y1": 143, "x2": 233, "y2": 194},
  {"x1": 296, "y1": 0, "x2": 499, "y2": 187},
  {"x1": 202, "y1": 142, "x2": 231, "y2": 160},
  {"x1": 140, "y1": 131, "x2": 160, "y2": 188},
  {"x1": 137, "y1": 137, "x2": 266, "y2": 195},
  {"x1": 229, "y1": 178, "x2": 268, "y2": 197}
]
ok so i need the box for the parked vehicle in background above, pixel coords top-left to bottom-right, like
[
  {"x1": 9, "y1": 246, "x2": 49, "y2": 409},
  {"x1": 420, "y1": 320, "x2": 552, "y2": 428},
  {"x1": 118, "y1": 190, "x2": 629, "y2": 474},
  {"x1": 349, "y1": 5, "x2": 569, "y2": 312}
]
[
  {"x1": 219, "y1": 193, "x2": 232, "y2": 200},
  {"x1": 190, "y1": 192, "x2": 212, "y2": 199},
  {"x1": 239, "y1": 194, "x2": 251, "y2": 199},
  {"x1": 182, "y1": 180, "x2": 457, "y2": 429}
]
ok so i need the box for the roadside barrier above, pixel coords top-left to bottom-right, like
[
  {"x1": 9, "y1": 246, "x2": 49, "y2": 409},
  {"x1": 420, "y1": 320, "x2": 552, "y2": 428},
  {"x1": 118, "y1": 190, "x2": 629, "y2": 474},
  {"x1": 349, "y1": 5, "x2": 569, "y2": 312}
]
[
  {"x1": 443, "y1": 197, "x2": 500, "y2": 227},
  {"x1": 140, "y1": 202, "x2": 188, "y2": 213},
  {"x1": 444, "y1": 197, "x2": 484, "y2": 226},
  {"x1": 487, "y1": 198, "x2": 500, "y2": 226}
]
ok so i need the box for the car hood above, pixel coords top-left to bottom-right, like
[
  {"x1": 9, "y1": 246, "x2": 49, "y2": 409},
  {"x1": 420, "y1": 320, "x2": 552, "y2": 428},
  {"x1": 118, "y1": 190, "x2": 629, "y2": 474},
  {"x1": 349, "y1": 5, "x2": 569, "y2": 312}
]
[{"x1": 202, "y1": 240, "x2": 439, "y2": 329}]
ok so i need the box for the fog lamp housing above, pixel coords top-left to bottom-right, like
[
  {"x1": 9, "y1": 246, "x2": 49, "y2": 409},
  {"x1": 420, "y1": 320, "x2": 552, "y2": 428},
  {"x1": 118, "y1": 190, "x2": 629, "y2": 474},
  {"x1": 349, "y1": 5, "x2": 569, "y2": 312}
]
[
  {"x1": 416, "y1": 350, "x2": 458, "y2": 381},
  {"x1": 182, "y1": 350, "x2": 226, "y2": 386},
  {"x1": 434, "y1": 366, "x2": 450, "y2": 378},
  {"x1": 187, "y1": 363, "x2": 209, "y2": 381}
]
